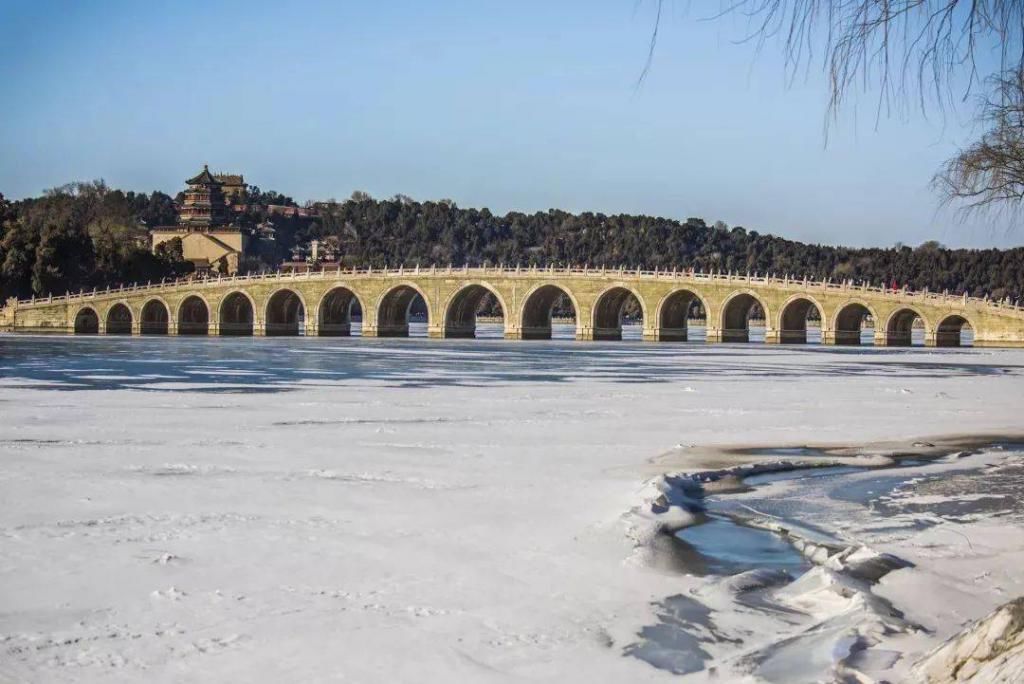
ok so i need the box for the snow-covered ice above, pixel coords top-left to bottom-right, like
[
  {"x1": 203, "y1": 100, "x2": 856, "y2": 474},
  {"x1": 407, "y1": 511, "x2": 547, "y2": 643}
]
[{"x1": 1, "y1": 332, "x2": 1023, "y2": 682}]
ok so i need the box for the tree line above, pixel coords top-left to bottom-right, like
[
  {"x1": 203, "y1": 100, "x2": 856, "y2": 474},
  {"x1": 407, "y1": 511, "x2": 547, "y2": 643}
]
[
  {"x1": 2, "y1": 182, "x2": 1023, "y2": 304},
  {"x1": 0, "y1": 182, "x2": 191, "y2": 302},
  {"x1": 306, "y1": 194, "x2": 1024, "y2": 302}
]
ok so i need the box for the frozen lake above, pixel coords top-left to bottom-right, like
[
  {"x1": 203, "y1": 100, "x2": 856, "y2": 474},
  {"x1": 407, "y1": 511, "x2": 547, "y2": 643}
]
[{"x1": 0, "y1": 334, "x2": 1021, "y2": 682}]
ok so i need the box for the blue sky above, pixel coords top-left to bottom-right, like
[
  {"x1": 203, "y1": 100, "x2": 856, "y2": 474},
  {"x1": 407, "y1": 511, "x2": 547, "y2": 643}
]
[{"x1": 0, "y1": 1, "x2": 1017, "y2": 248}]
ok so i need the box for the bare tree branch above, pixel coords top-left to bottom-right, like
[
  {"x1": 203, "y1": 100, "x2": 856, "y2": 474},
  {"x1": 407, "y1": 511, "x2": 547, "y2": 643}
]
[
  {"x1": 935, "y1": 68, "x2": 1024, "y2": 217},
  {"x1": 643, "y1": 1, "x2": 1024, "y2": 218}
]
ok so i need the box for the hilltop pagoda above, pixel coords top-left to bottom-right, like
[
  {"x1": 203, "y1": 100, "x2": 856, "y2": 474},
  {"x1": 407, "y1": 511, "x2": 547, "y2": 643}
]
[
  {"x1": 150, "y1": 165, "x2": 248, "y2": 274},
  {"x1": 179, "y1": 165, "x2": 229, "y2": 227}
]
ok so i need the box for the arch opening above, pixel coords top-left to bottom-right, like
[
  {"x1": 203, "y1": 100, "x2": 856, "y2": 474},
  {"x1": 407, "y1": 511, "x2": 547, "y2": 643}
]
[
  {"x1": 141, "y1": 300, "x2": 169, "y2": 335},
  {"x1": 834, "y1": 303, "x2": 876, "y2": 345},
  {"x1": 445, "y1": 284, "x2": 504, "y2": 339},
  {"x1": 779, "y1": 298, "x2": 823, "y2": 344},
  {"x1": 178, "y1": 296, "x2": 209, "y2": 335},
  {"x1": 520, "y1": 285, "x2": 576, "y2": 340},
  {"x1": 319, "y1": 287, "x2": 362, "y2": 336},
  {"x1": 721, "y1": 293, "x2": 766, "y2": 343},
  {"x1": 658, "y1": 290, "x2": 706, "y2": 342},
  {"x1": 936, "y1": 315, "x2": 974, "y2": 347},
  {"x1": 887, "y1": 308, "x2": 925, "y2": 347},
  {"x1": 377, "y1": 285, "x2": 428, "y2": 337},
  {"x1": 105, "y1": 303, "x2": 133, "y2": 335},
  {"x1": 219, "y1": 293, "x2": 254, "y2": 336},
  {"x1": 592, "y1": 287, "x2": 643, "y2": 341},
  {"x1": 73, "y1": 307, "x2": 99, "y2": 334},
  {"x1": 265, "y1": 289, "x2": 305, "y2": 336}
]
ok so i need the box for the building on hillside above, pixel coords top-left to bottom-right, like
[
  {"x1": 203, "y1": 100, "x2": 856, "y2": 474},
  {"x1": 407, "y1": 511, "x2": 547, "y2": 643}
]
[
  {"x1": 150, "y1": 165, "x2": 249, "y2": 275},
  {"x1": 289, "y1": 238, "x2": 338, "y2": 265},
  {"x1": 255, "y1": 219, "x2": 276, "y2": 241},
  {"x1": 214, "y1": 173, "x2": 246, "y2": 201},
  {"x1": 266, "y1": 204, "x2": 316, "y2": 218}
]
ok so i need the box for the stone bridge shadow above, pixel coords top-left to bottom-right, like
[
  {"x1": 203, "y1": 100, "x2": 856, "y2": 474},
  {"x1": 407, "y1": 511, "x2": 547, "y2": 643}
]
[{"x1": 0, "y1": 336, "x2": 1019, "y2": 394}]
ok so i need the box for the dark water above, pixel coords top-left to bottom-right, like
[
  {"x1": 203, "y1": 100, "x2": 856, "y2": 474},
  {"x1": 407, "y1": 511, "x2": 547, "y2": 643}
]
[{"x1": 673, "y1": 516, "x2": 811, "y2": 576}]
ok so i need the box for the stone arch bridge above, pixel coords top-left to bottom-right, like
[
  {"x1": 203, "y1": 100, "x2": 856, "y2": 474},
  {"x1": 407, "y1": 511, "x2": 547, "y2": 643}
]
[{"x1": 3, "y1": 266, "x2": 1023, "y2": 347}]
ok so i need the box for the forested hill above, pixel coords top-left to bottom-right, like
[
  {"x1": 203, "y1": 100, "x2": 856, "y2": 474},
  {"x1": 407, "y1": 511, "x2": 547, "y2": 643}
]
[
  {"x1": 311, "y1": 197, "x2": 1024, "y2": 302},
  {"x1": 2, "y1": 183, "x2": 1024, "y2": 303}
]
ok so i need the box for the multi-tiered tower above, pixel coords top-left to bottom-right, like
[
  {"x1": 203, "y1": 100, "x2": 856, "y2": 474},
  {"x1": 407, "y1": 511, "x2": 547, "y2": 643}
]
[
  {"x1": 179, "y1": 165, "x2": 229, "y2": 227},
  {"x1": 150, "y1": 165, "x2": 248, "y2": 274}
]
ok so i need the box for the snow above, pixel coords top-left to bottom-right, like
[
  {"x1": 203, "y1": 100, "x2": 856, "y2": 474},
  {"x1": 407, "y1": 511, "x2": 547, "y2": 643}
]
[{"x1": 0, "y1": 334, "x2": 1023, "y2": 682}]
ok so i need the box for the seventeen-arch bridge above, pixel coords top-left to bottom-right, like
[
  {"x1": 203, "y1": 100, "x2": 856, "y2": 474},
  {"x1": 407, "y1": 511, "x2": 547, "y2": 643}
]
[{"x1": 3, "y1": 265, "x2": 1023, "y2": 347}]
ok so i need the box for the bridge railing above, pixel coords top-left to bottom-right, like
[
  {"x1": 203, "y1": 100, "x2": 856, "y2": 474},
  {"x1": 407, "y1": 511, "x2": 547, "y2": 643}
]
[{"x1": 12, "y1": 264, "x2": 1022, "y2": 313}]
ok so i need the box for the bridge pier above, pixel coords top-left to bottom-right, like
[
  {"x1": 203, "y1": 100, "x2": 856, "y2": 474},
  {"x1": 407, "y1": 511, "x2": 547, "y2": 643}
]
[
  {"x1": 705, "y1": 328, "x2": 724, "y2": 343},
  {"x1": 644, "y1": 327, "x2": 688, "y2": 342},
  {"x1": 317, "y1": 323, "x2": 351, "y2": 336},
  {"x1": 362, "y1": 324, "x2": 408, "y2": 338},
  {"x1": 505, "y1": 326, "x2": 553, "y2": 340},
  {"x1": 874, "y1": 331, "x2": 899, "y2": 346},
  {"x1": 823, "y1": 330, "x2": 861, "y2": 345},
  {"x1": 573, "y1": 325, "x2": 611, "y2": 341},
  {"x1": 719, "y1": 329, "x2": 750, "y2": 343},
  {"x1": 766, "y1": 329, "x2": 810, "y2": 344},
  {"x1": 587, "y1": 326, "x2": 623, "y2": 341},
  {"x1": 438, "y1": 324, "x2": 474, "y2": 339}
]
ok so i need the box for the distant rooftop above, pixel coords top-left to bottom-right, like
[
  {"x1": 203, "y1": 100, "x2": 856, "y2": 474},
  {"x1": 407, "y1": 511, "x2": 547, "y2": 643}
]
[{"x1": 186, "y1": 165, "x2": 220, "y2": 186}]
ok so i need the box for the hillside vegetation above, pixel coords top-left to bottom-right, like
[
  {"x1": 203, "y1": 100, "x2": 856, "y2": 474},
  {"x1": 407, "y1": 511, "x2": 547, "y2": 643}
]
[{"x1": 3, "y1": 184, "x2": 1023, "y2": 304}]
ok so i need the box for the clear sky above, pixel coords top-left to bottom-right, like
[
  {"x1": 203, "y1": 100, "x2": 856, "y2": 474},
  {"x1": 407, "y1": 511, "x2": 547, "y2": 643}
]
[{"x1": 0, "y1": 0, "x2": 1018, "y2": 249}]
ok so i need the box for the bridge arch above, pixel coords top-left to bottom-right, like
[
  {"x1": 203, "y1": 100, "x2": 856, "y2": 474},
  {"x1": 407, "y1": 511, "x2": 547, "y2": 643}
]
[
  {"x1": 105, "y1": 302, "x2": 133, "y2": 335},
  {"x1": 720, "y1": 290, "x2": 770, "y2": 343},
  {"x1": 265, "y1": 288, "x2": 307, "y2": 336},
  {"x1": 935, "y1": 314, "x2": 974, "y2": 347},
  {"x1": 831, "y1": 300, "x2": 878, "y2": 345},
  {"x1": 317, "y1": 286, "x2": 364, "y2": 336},
  {"x1": 177, "y1": 294, "x2": 210, "y2": 335},
  {"x1": 219, "y1": 291, "x2": 256, "y2": 336},
  {"x1": 73, "y1": 306, "x2": 99, "y2": 334},
  {"x1": 591, "y1": 285, "x2": 647, "y2": 341},
  {"x1": 442, "y1": 282, "x2": 508, "y2": 339},
  {"x1": 885, "y1": 307, "x2": 930, "y2": 347},
  {"x1": 519, "y1": 282, "x2": 580, "y2": 340},
  {"x1": 777, "y1": 294, "x2": 824, "y2": 344},
  {"x1": 140, "y1": 298, "x2": 171, "y2": 335},
  {"x1": 655, "y1": 289, "x2": 709, "y2": 342},
  {"x1": 375, "y1": 282, "x2": 432, "y2": 337}
]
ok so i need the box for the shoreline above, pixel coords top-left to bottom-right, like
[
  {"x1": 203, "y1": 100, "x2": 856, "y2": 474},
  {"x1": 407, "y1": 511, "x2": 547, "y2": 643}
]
[{"x1": 625, "y1": 433, "x2": 1024, "y2": 681}]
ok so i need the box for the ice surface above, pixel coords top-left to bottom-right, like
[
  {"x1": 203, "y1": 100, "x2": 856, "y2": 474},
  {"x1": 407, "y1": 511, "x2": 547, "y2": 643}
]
[{"x1": 1, "y1": 335, "x2": 1023, "y2": 682}]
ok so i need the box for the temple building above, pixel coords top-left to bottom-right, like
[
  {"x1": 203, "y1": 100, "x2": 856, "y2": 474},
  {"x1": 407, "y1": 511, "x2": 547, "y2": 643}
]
[
  {"x1": 150, "y1": 166, "x2": 248, "y2": 274},
  {"x1": 214, "y1": 173, "x2": 246, "y2": 201}
]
